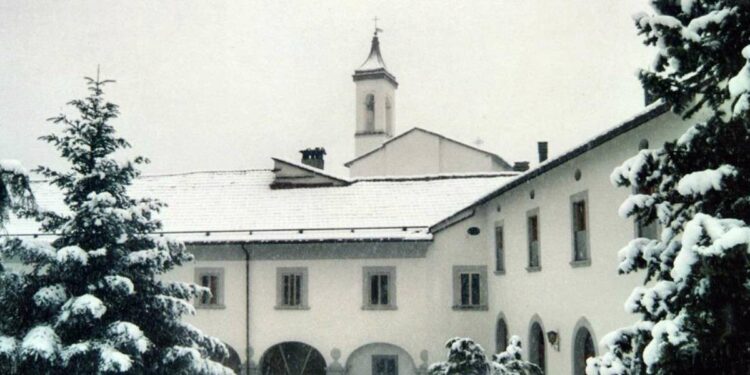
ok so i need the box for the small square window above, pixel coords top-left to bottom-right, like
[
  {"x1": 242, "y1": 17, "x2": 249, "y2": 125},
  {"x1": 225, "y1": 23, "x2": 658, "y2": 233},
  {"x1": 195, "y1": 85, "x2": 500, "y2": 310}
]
[
  {"x1": 527, "y1": 208, "x2": 541, "y2": 270},
  {"x1": 363, "y1": 267, "x2": 396, "y2": 310},
  {"x1": 195, "y1": 268, "x2": 225, "y2": 309},
  {"x1": 452, "y1": 265, "x2": 488, "y2": 310},
  {"x1": 372, "y1": 355, "x2": 398, "y2": 375},
  {"x1": 276, "y1": 267, "x2": 309, "y2": 309},
  {"x1": 494, "y1": 224, "x2": 505, "y2": 273},
  {"x1": 570, "y1": 191, "x2": 591, "y2": 266}
]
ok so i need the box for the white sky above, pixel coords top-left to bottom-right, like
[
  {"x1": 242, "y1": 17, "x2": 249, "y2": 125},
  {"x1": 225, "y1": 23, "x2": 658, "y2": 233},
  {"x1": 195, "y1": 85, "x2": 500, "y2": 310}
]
[{"x1": 0, "y1": 0, "x2": 653, "y2": 176}]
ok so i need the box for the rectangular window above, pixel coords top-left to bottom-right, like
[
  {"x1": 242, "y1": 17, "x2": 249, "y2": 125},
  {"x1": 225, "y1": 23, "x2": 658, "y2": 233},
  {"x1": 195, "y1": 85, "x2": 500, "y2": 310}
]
[
  {"x1": 635, "y1": 186, "x2": 658, "y2": 239},
  {"x1": 276, "y1": 267, "x2": 308, "y2": 309},
  {"x1": 372, "y1": 355, "x2": 398, "y2": 375},
  {"x1": 363, "y1": 267, "x2": 396, "y2": 310},
  {"x1": 494, "y1": 224, "x2": 505, "y2": 273},
  {"x1": 527, "y1": 208, "x2": 541, "y2": 270},
  {"x1": 571, "y1": 191, "x2": 590, "y2": 265},
  {"x1": 452, "y1": 265, "x2": 488, "y2": 310},
  {"x1": 195, "y1": 268, "x2": 224, "y2": 309}
]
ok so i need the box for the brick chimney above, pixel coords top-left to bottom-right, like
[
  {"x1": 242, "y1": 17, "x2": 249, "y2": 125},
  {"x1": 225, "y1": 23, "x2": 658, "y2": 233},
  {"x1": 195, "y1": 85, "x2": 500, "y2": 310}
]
[
  {"x1": 300, "y1": 147, "x2": 326, "y2": 169},
  {"x1": 537, "y1": 142, "x2": 548, "y2": 163}
]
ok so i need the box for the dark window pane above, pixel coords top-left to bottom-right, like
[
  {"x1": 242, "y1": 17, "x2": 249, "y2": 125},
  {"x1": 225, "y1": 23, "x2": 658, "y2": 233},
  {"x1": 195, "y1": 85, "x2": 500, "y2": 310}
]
[
  {"x1": 471, "y1": 273, "x2": 480, "y2": 305},
  {"x1": 282, "y1": 275, "x2": 290, "y2": 305},
  {"x1": 294, "y1": 274, "x2": 301, "y2": 306},
  {"x1": 370, "y1": 275, "x2": 379, "y2": 305},
  {"x1": 495, "y1": 226, "x2": 504, "y2": 271},
  {"x1": 529, "y1": 216, "x2": 539, "y2": 242},
  {"x1": 460, "y1": 274, "x2": 470, "y2": 305},
  {"x1": 380, "y1": 275, "x2": 389, "y2": 305}
]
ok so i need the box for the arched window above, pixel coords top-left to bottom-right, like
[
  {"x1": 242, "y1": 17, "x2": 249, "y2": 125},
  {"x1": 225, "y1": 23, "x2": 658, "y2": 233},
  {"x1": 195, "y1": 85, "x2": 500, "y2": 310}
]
[
  {"x1": 260, "y1": 342, "x2": 327, "y2": 375},
  {"x1": 385, "y1": 97, "x2": 393, "y2": 135},
  {"x1": 529, "y1": 321, "x2": 545, "y2": 372},
  {"x1": 573, "y1": 326, "x2": 596, "y2": 375},
  {"x1": 365, "y1": 94, "x2": 375, "y2": 131},
  {"x1": 495, "y1": 317, "x2": 508, "y2": 353},
  {"x1": 639, "y1": 138, "x2": 649, "y2": 150}
]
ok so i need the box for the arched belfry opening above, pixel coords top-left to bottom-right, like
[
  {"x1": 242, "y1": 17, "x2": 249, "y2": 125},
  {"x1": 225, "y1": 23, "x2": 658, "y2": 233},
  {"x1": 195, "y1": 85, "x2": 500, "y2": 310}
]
[
  {"x1": 366, "y1": 94, "x2": 376, "y2": 132},
  {"x1": 353, "y1": 27, "x2": 398, "y2": 158}
]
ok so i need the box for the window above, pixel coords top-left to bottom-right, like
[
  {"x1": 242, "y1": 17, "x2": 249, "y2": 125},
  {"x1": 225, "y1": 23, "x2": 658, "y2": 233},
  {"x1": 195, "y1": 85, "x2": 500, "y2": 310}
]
[
  {"x1": 636, "y1": 185, "x2": 659, "y2": 239},
  {"x1": 527, "y1": 208, "x2": 541, "y2": 270},
  {"x1": 452, "y1": 265, "x2": 488, "y2": 310},
  {"x1": 363, "y1": 267, "x2": 396, "y2": 310},
  {"x1": 385, "y1": 97, "x2": 394, "y2": 135},
  {"x1": 494, "y1": 223, "x2": 505, "y2": 273},
  {"x1": 496, "y1": 317, "x2": 509, "y2": 353},
  {"x1": 372, "y1": 355, "x2": 398, "y2": 375},
  {"x1": 195, "y1": 268, "x2": 224, "y2": 309},
  {"x1": 571, "y1": 191, "x2": 590, "y2": 266},
  {"x1": 529, "y1": 321, "x2": 546, "y2": 373},
  {"x1": 276, "y1": 267, "x2": 309, "y2": 309},
  {"x1": 573, "y1": 327, "x2": 596, "y2": 375}
]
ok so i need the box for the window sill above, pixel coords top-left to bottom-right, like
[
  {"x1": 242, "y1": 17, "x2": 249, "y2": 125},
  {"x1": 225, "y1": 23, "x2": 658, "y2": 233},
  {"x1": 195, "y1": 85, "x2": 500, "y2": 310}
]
[
  {"x1": 275, "y1": 305, "x2": 310, "y2": 310},
  {"x1": 452, "y1": 305, "x2": 488, "y2": 311},
  {"x1": 570, "y1": 259, "x2": 591, "y2": 268},
  {"x1": 494, "y1": 269, "x2": 506, "y2": 276},
  {"x1": 196, "y1": 304, "x2": 226, "y2": 310},
  {"x1": 525, "y1": 266, "x2": 542, "y2": 273},
  {"x1": 362, "y1": 305, "x2": 398, "y2": 311}
]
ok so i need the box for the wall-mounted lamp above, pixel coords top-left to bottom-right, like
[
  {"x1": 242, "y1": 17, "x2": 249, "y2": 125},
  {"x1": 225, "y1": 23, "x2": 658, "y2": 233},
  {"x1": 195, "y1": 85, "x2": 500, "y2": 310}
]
[{"x1": 546, "y1": 330, "x2": 560, "y2": 351}]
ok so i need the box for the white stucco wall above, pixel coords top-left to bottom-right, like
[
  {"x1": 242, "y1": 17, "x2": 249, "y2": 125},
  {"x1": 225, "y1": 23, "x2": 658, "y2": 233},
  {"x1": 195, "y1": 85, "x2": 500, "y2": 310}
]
[
  {"x1": 481, "y1": 109, "x2": 692, "y2": 374},
  {"x1": 349, "y1": 129, "x2": 509, "y2": 177}
]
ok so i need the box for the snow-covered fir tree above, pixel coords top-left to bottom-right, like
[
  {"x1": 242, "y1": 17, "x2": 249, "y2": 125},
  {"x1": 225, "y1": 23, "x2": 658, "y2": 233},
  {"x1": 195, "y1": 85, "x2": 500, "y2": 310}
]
[
  {"x1": 0, "y1": 160, "x2": 34, "y2": 230},
  {"x1": 0, "y1": 77, "x2": 234, "y2": 374},
  {"x1": 588, "y1": 1, "x2": 750, "y2": 374},
  {"x1": 429, "y1": 337, "x2": 539, "y2": 375}
]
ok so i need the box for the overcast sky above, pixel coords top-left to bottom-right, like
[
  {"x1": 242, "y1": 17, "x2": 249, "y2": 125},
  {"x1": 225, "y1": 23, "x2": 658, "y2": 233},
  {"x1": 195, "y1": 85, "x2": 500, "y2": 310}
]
[{"x1": 1, "y1": 0, "x2": 653, "y2": 176}]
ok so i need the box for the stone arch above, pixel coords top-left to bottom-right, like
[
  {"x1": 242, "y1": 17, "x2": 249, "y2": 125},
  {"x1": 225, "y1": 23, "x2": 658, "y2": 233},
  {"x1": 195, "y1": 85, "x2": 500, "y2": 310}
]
[
  {"x1": 528, "y1": 314, "x2": 546, "y2": 374},
  {"x1": 345, "y1": 342, "x2": 417, "y2": 375},
  {"x1": 571, "y1": 317, "x2": 597, "y2": 375},
  {"x1": 221, "y1": 343, "x2": 242, "y2": 374},
  {"x1": 495, "y1": 311, "x2": 509, "y2": 354},
  {"x1": 365, "y1": 94, "x2": 376, "y2": 131},
  {"x1": 259, "y1": 341, "x2": 327, "y2": 375}
]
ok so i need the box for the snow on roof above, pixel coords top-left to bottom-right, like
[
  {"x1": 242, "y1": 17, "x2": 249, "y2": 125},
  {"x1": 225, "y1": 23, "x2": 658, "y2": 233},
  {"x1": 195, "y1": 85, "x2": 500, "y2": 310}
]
[
  {"x1": 431, "y1": 101, "x2": 672, "y2": 231},
  {"x1": 3, "y1": 169, "x2": 517, "y2": 243}
]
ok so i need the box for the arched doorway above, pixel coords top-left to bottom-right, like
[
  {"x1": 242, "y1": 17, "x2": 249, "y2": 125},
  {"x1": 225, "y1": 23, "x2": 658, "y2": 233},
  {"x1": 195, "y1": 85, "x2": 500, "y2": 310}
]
[
  {"x1": 260, "y1": 342, "x2": 326, "y2": 375},
  {"x1": 495, "y1": 314, "x2": 508, "y2": 353},
  {"x1": 222, "y1": 344, "x2": 242, "y2": 374},
  {"x1": 572, "y1": 320, "x2": 596, "y2": 375},
  {"x1": 528, "y1": 319, "x2": 545, "y2": 373},
  {"x1": 346, "y1": 342, "x2": 417, "y2": 375}
]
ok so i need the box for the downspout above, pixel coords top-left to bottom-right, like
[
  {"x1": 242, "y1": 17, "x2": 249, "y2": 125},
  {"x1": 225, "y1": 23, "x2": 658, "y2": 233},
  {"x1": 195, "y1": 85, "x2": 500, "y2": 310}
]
[{"x1": 240, "y1": 244, "x2": 251, "y2": 374}]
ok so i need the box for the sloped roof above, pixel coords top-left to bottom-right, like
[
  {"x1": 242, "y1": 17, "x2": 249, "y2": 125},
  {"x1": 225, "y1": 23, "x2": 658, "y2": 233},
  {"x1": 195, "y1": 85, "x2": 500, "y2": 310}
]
[
  {"x1": 4, "y1": 169, "x2": 517, "y2": 243},
  {"x1": 353, "y1": 34, "x2": 398, "y2": 87},
  {"x1": 430, "y1": 101, "x2": 671, "y2": 232},
  {"x1": 344, "y1": 127, "x2": 512, "y2": 169}
]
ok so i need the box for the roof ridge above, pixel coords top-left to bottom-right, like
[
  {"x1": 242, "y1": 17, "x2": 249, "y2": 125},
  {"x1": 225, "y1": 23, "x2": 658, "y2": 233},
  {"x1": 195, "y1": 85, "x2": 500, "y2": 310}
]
[
  {"x1": 138, "y1": 169, "x2": 272, "y2": 179},
  {"x1": 353, "y1": 172, "x2": 518, "y2": 182}
]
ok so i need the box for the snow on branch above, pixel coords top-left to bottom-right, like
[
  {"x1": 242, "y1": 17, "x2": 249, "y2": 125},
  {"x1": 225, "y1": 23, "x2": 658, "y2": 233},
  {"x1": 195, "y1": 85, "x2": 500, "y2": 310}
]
[{"x1": 676, "y1": 165, "x2": 737, "y2": 196}]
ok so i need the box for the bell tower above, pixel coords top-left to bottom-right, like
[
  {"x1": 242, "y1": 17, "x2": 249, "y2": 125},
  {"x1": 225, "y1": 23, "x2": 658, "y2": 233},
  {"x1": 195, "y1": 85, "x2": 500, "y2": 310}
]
[{"x1": 353, "y1": 27, "x2": 398, "y2": 157}]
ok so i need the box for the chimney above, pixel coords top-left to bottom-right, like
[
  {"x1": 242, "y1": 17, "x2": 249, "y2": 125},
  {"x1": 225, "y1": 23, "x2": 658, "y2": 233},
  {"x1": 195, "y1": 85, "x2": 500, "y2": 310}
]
[
  {"x1": 537, "y1": 142, "x2": 548, "y2": 163},
  {"x1": 513, "y1": 161, "x2": 530, "y2": 172},
  {"x1": 300, "y1": 147, "x2": 326, "y2": 169}
]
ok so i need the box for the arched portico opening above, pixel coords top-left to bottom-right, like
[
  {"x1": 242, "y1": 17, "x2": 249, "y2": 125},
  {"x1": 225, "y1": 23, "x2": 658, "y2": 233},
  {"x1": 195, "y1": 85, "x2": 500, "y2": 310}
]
[
  {"x1": 221, "y1": 343, "x2": 242, "y2": 374},
  {"x1": 572, "y1": 318, "x2": 597, "y2": 375},
  {"x1": 260, "y1": 341, "x2": 326, "y2": 375},
  {"x1": 495, "y1": 312, "x2": 509, "y2": 354},
  {"x1": 346, "y1": 342, "x2": 417, "y2": 375},
  {"x1": 528, "y1": 315, "x2": 546, "y2": 374}
]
